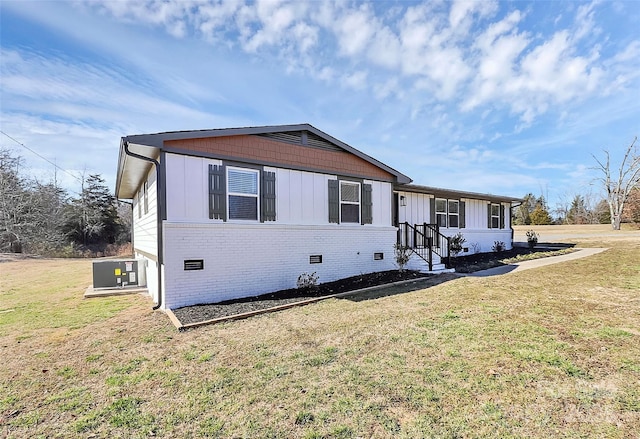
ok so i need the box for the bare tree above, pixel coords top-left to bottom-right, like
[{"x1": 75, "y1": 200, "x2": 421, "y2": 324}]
[{"x1": 592, "y1": 137, "x2": 640, "y2": 230}]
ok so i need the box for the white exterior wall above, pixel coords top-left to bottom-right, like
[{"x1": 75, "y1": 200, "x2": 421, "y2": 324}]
[
  {"x1": 162, "y1": 223, "x2": 396, "y2": 309},
  {"x1": 371, "y1": 180, "x2": 393, "y2": 226},
  {"x1": 131, "y1": 168, "x2": 160, "y2": 303},
  {"x1": 155, "y1": 152, "x2": 397, "y2": 308},
  {"x1": 165, "y1": 154, "x2": 221, "y2": 221},
  {"x1": 164, "y1": 153, "x2": 393, "y2": 226},
  {"x1": 132, "y1": 168, "x2": 158, "y2": 256},
  {"x1": 398, "y1": 191, "x2": 432, "y2": 225},
  {"x1": 396, "y1": 191, "x2": 513, "y2": 255}
]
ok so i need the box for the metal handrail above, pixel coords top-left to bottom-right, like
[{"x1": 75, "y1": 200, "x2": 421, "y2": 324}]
[{"x1": 397, "y1": 222, "x2": 451, "y2": 269}]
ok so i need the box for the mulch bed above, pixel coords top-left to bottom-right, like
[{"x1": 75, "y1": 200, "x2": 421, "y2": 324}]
[
  {"x1": 171, "y1": 246, "x2": 575, "y2": 326},
  {"x1": 172, "y1": 270, "x2": 429, "y2": 325}
]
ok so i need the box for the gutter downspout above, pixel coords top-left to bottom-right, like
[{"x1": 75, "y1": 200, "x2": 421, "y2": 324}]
[
  {"x1": 510, "y1": 201, "x2": 523, "y2": 245},
  {"x1": 123, "y1": 141, "x2": 164, "y2": 310}
]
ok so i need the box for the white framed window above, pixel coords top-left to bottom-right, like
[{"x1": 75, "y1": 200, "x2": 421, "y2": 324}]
[
  {"x1": 435, "y1": 198, "x2": 461, "y2": 228},
  {"x1": 491, "y1": 203, "x2": 501, "y2": 229},
  {"x1": 340, "y1": 181, "x2": 360, "y2": 223},
  {"x1": 448, "y1": 200, "x2": 459, "y2": 228},
  {"x1": 227, "y1": 167, "x2": 259, "y2": 221},
  {"x1": 143, "y1": 181, "x2": 149, "y2": 214},
  {"x1": 435, "y1": 198, "x2": 447, "y2": 227}
]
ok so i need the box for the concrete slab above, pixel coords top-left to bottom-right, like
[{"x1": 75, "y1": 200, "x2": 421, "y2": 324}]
[
  {"x1": 84, "y1": 285, "x2": 149, "y2": 298},
  {"x1": 462, "y1": 247, "x2": 608, "y2": 277}
]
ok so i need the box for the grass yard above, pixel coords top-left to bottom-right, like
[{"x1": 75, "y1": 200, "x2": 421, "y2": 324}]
[{"x1": 1, "y1": 227, "x2": 639, "y2": 438}]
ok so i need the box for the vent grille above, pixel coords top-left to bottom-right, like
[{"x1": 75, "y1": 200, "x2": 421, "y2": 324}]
[
  {"x1": 309, "y1": 255, "x2": 323, "y2": 264},
  {"x1": 184, "y1": 259, "x2": 204, "y2": 271},
  {"x1": 257, "y1": 131, "x2": 342, "y2": 152},
  {"x1": 374, "y1": 252, "x2": 384, "y2": 260}
]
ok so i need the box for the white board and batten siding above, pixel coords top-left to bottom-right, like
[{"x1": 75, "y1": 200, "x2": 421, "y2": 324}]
[
  {"x1": 132, "y1": 167, "x2": 159, "y2": 303},
  {"x1": 164, "y1": 153, "x2": 393, "y2": 226},
  {"x1": 396, "y1": 191, "x2": 513, "y2": 254}
]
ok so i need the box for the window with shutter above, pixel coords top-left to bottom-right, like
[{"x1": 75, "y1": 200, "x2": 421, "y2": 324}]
[
  {"x1": 228, "y1": 167, "x2": 259, "y2": 221},
  {"x1": 435, "y1": 198, "x2": 462, "y2": 227},
  {"x1": 340, "y1": 181, "x2": 360, "y2": 223},
  {"x1": 490, "y1": 203, "x2": 500, "y2": 229}
]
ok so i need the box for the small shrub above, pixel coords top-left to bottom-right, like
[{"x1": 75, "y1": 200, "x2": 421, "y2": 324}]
[
  {"x1": 297, "y1": 272, "x2": 319, "y2": 290},
  {"x1": 449, "y1": 232, "x2": 466, "y2": 256},
  {"x1": 526, "y1": 230, "x2": 539, "y2": 248},
  {"x1": 393, "y1": 243, "x2": 412, "y2": 272},
  {"x1": 471, "y1": 242, "x2": 481, "y2": 254},
  {"x1": 492, "y1": 241, "x2": 506, "y2": 252}
]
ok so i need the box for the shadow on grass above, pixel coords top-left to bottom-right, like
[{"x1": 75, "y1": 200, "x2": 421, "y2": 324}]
[
  {"x1": 339, "y1": 273, "x2": 459, "y2": 302},
  {"x1": 451, "y1": 243, "x2": 577, "y2": 274}
]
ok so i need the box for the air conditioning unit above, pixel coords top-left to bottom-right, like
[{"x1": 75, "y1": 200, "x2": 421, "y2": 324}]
[{"x1": 92, "y1": 259, "x2": 146, "y2": 289}]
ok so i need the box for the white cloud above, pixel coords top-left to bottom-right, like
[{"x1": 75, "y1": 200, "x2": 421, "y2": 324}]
[
  {"x1": 373, "y1": 77, "x2": 401, "y2": 100},
  {"x1": 242, "y1": 0, "x2": 303, "y2": 52},
  {"x1": 449, "y1": 0, "x2": 498, "y2": 35},
  {"x1": 332, "y1": 4, "x2": 377, "y2": 57},
  {"x1": 341, "y1": 70, "x2": 368, "y2": 90},
  {"x1": 367, "y1": 26, "x2": 401, "y2": 69},
  {"x1": 71, "y1": 0, "x2": 637, "y2": 126}
]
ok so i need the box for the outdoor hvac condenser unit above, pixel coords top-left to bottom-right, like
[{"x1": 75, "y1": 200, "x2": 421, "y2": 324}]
[{"x1": 92, "y1": 259, "x2": 144, "y2": 289}]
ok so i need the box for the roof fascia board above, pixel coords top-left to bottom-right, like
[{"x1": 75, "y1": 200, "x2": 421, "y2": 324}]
[{"x1": 396, "y1": 184, "x2": 523, "y2": 203}]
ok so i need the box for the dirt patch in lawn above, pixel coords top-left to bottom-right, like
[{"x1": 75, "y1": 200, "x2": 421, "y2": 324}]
[{"x1": 172, "y1": 270, "x2": 433, "y2": 325}]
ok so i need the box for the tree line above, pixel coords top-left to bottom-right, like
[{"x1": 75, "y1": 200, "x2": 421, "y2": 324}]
[
  {"x1": 0, "y1": 148, "x2": 131, "y2": 256},
  {"x1": 512, "y1": 191, "x2": 639, "y2": 226},
  {"x1": 514, "y1": 137, "x2": 639, "y2": 228}
]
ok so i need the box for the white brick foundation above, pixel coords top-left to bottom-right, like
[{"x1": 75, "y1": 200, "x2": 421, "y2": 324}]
[{"x1": 161, "y1": 222, "x2": 397, "y2": 309}]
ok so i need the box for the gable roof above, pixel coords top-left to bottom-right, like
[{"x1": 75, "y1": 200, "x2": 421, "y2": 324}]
[
  {"x1": 396, "y1": 183, "x2": 523, "y2": 204},
  {"x1": 116, "y1": 123, "x2": 412, "y2": 198}
]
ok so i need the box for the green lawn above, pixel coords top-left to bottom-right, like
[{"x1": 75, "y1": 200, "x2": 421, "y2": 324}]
[{"x1": 1, "y1": 232, "x2": 639, "y2": 438}]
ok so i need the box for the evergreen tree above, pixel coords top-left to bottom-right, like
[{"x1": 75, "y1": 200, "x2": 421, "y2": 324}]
[
  {"x1": 530, "y1": 204, "x2": 553, "y2": 225},
  {"x1": 567, "y1": 195, "x2": 589, "y2": 224},
  {"x1": 63, "y1": 174, "x2": 121, "y2": 246}
]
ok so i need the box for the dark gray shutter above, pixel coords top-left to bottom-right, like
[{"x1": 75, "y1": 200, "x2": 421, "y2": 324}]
[
  {"x1": 261, "y1": 171, "x2": 276, "y2": 222},
  {"x1": 429, "y1": 197, "x2": 436, "y2": 224},
  {"x1": 209, "y1": 164, "x2": 226, "y2": 221},
  {"x1": 459, "y1": 200, "x2": 466, "y2": 228},
  {"x1": 328, "y1": 179, "x2": 339, "y2": 223},
  {"x1": 500, "y1": 204, "x2": 505, "y2": 229},
  {"x1": 361, "y1": 184, "x2": 373, "y2": 225},
  {"x1": 487, "y1": 203, "x2": 492, "y2": 229}
]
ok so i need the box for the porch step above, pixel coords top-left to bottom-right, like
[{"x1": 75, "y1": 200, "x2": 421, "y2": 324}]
[
  {"x1": 405, "y1": 253, "x2": 455, "y2": 274},
  {"x1": 427, "y1": 264, "x2": 456, "y2": 274}
]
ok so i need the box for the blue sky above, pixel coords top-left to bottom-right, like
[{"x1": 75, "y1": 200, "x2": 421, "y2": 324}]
[{"x1": 1, "y1": 0, "x2": 638, "y2": 211}]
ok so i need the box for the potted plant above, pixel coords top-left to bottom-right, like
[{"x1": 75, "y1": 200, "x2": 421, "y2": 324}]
[{"x1": 526, "y1": 230, "x2": 538, "y2": 249}]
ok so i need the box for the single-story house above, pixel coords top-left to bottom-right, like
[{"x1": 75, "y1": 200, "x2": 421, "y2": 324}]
[{"x1": 115, "y1": 124, "x2": 521, "y2": 310}]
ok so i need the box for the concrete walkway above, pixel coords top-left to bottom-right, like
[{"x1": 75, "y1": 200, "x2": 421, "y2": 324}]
[{"x1": 463, "y1": 247, "x2": 608, "y2": 277}]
